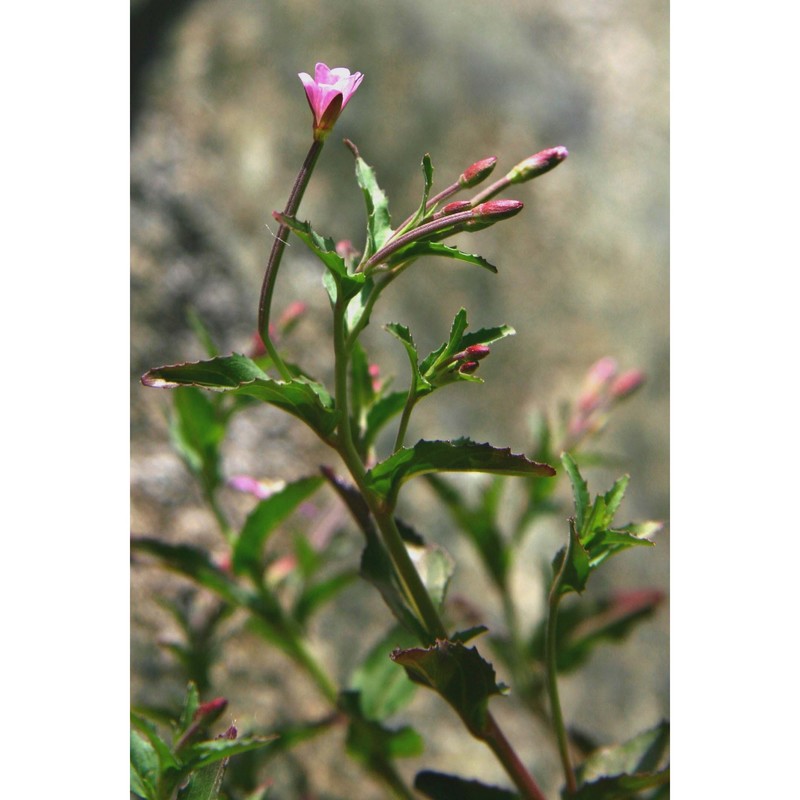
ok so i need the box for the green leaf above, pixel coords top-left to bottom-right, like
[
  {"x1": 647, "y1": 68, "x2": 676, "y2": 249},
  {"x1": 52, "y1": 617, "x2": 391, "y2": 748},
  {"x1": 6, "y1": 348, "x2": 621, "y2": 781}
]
[
  {"x1": 351, "y1": 626, "x2": 419, "y2": 720},
  {"x1": 577, "y1": 721, "x2": 669, "y2": 785},
  {"x1": 321, "y1": 468, "x2": 430, "y2": 642},
  {"x1": 143, "y1": 355, "x2": 338, "y2": 438},
  {"x1": 169, "y1": 387, "x2": 225, "y2": 493},
  {"x1": 386, "y1": 241, "x2": 498, "y2": 273},
  {"x1": 385, "y1": 322, "x2": 431, "y2": 396},
  {"x1": 528, "y1": 590, "x2": 664, "y2": 673},
  {"x1": 566, "y1": 768, "x2": 669, "y2": 800},
  {"x1": 402, "y1": 153, "x2": 435, "y2": 231},
  {"x1": 187, "y1": 735, "x2": 278, "y2": 770},
  {"x1": 186, "y1": 307, "x2": 220, "y2": 358},
  {"x1": 415, "y1": 770, "x2": 519, "y2": 800},
  {"x1": 130, "y1": 730, "x2": 159, "y2": 800},
  {"x1": 562, "y1": 452, "x2": 590, "y2": 533},
  {"x1": 391, "y1": 640, "x2": 506, "y2": 738},
  {"x1": 425, "y1": 474, "x2": 509, "y2": 590},
  {"x1": 132, "y1": 538, "x2": 251, "y2": 608},
  {"x1": 407, "y1": 538, "x2": 455, "y2": 608},
  {"x1": 552, "y1": 518, "x2": 591, "y2": 596},
  {"x1": 340, "y1": 691, "x2": 424, "y2": 767},
  {"x1": 178, "y1": 682, "x2": 201, "y2": 735},
  {"x1": 353, "y1": 154, "x2": 393, "y2": 259},
  {"x1": 293, "y1": 568, "x2": 358, "y2": 625},
  {"x1": 232, "y1": 476, "x2": 324, "y2": 575},
  {"x1": 130, "y1": 712, "x2": 181, "y2": 774},
  {"x1": 366, "y1": 438, "x2": 556, "y2": 506}
]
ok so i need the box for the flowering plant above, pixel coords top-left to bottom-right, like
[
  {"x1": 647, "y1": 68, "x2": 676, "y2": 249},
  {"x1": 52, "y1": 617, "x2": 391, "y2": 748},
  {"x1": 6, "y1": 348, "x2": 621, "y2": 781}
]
[{"x1": 132, "y1": 62, "x2": 667, "y2": 800}]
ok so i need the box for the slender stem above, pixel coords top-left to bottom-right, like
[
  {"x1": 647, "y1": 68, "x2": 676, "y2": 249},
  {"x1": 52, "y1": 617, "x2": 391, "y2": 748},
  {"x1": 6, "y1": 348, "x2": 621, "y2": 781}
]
[
  {"x1": 468, "y1": 173, "x2": 512, "y2": 206},
  {"x1": 257, "y1": 138, "x2": 325, "y2": 380},
  {"x1": 393, "y1": 389, "x2": 417, "y2": 452},
  {"x1": 483, "y1": 712, "x2": 549, "y2": 800},
  {"x1": 546, "y1": 554, "x2": 577, "y2": 795},
  {"x1": 332, "y1": 288, "x2": 447, "y2": 641}
]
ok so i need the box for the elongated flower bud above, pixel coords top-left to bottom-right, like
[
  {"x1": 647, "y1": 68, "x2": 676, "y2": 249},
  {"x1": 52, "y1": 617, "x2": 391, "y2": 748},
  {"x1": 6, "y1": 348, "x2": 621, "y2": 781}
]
[
  {"x1": 610, "y1": 369, "x2": 645, "y2": 400},
  {"x1": 458, "y1": 360, "x2": 480, "y2": 375},
  {"x1": 506, "y1": 146, "x2": 568, "y2": 184},
  {"x1": 459, "y1": 157, "x2": 498, "y2": 188},
  {"x1": 472, "y1": 199, "x2": 524, "y2": 221}
]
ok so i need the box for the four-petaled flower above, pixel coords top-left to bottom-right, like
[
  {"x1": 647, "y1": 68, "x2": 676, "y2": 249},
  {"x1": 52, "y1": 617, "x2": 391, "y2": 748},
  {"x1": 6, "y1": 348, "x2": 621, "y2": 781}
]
[{"x1": 298, "y1": 62, "x2": 363, "y2": 141}]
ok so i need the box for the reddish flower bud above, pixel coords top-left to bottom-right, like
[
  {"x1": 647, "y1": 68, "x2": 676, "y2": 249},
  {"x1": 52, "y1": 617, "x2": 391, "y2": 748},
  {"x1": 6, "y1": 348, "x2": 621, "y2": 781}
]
[
  {"x1": 298, "y1": 63, "x2": 363, "y2": 142},
  {"x1": 464, "y1": 344, "x2": 491, "y2": 360},
  {"x1": 458, "y1": 361, "x2": 480, "y2": 374},
  {"x1": 471, "y1": 199, "x2": 524, "y2": 221},
  {"x1": 441, "y1": 201, "x2": 473, "y2": 216},
  {"x1": 610, "y1": 369, "x2": 645, "y2": 400},
  {"x1": 507, "y1": 146, "x2": 569, "y2": 184},
  {"x1": 459, "y1": 156, "x2": 498, "y2": 188},
  {"x1": 194, "y1": 697, "x2": 228, "y2": 725}
]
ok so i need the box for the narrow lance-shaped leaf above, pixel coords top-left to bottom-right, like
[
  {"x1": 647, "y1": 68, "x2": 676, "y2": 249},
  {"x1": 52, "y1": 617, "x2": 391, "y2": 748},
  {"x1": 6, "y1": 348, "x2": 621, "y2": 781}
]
[
  {"x1": 415, "y1": 770, "x2": 520, "y2": 800},
  {"x1": 386, "y1": 241, "x2": 498, "y2": 273},
  {"x1": 365, "y1": 438, "x2": 556, "y2": 506},
  {"x1": 232, "y1": 476, "x2": 324, "y2": 575},
  {"x1": 142, "y1": 354, "x2": 338, "y2": 438}
]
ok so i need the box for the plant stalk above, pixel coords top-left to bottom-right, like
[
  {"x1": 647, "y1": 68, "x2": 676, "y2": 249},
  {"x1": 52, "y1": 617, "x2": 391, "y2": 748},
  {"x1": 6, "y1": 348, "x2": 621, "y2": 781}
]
[
  {"x1": 483, "y1": 712, "x2": 549, "y2": 800},
  {"x1": 258, "y1": 138, "x2": 325, "y2": 380}
]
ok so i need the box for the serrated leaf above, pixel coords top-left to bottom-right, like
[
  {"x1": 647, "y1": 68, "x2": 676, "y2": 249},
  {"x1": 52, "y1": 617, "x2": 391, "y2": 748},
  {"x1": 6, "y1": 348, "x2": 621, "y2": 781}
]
[
  {"x1": 351, "y1": 626, "x2": 419, "y2": 720},
  {"x1": 366, "y1": 438, "x2": 556, "y2": 505},
  {"x1": 562, "y1": 452, "x2": 590, "y2": 532},
  {"x1": 566, "y1": 768, "x2": 669, "y2": 800},
  {"x1": 142, "y1": 355, "x2": 338, "y2": 438},
  {"x1": 232, "y1": 476, "x2": 324, "y2": 575},
  {"x1": 391, "y1": 640, "x2": 505, "y2": 737},
  {"x1": 354, "y1": 154, "x2": 394, "y2": 258},
  {"x1": 415, "y1": 770, "x2": 519, "y2": 800},
  {"x1": 386, "y1": 241, "x2": 499, "y2": 273}
]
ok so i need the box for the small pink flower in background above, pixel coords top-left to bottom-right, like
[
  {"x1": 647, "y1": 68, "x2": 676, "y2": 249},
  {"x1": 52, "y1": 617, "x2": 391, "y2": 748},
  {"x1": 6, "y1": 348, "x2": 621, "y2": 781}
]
[
  {"x1": 298, "y1": 62, "x2": 363, "y2": 141},
  {"x1": 228, "y1": 475, "x2": 286, "y2": 500}
]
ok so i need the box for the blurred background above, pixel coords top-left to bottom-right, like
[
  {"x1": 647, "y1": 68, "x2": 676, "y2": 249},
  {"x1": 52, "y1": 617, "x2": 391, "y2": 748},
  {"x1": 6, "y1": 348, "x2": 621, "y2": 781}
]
[{"x1": 131, "y1": 0, "x2": 668, "y2": 796}]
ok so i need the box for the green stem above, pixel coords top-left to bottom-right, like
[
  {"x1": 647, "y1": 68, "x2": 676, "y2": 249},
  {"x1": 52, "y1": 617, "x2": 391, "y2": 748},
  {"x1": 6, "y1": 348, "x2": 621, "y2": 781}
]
[
  {"x1": 483, "y1": 712, "x2": 549, "y2": 800},
  {"x1": 393, "y1": 389, "x2": 417, "y2": 452},
  {"x1": 332, "y1": 287, "x2": 447, "y2": 642},
  {"x1": 546, "y1": 548, "x2": 577, "y2": 795},
  {"x1": 258, "y1": 138, "x2": 325, "y2": 380}
]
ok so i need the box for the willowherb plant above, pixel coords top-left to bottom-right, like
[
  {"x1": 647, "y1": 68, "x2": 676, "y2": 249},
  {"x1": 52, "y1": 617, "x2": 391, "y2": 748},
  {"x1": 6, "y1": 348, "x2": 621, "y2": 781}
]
[{"x1": 132, "y1": 62, "x2": 668, "y2": 800}]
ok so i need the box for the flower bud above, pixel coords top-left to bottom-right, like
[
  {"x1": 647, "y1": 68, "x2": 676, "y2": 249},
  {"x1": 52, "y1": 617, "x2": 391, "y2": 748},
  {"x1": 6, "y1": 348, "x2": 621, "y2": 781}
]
[
  {"x1": 194, "y1": 698, "x2": 228, "y2": 725},
  {"x1": 471, "y1": 199, "x2": 524, "y2": 221},
  {"x1": 459, "y1": 156, "x2": 498, "y2": 188},
  {"x1": 506, "y1": 146, "x2": 568, "y2": 184},
  {"x1": 458, "y1": 361, "x2": 480, "y2": 375},
  {"x1": 610, "y1": 369, "x2": 645, "y2": 400},
  {"x1": 440, "y1": 201, "x2": 473, "y2": 216},
  {"x1": 464, "y1": 344, "x2": 491, "y2": 360}
]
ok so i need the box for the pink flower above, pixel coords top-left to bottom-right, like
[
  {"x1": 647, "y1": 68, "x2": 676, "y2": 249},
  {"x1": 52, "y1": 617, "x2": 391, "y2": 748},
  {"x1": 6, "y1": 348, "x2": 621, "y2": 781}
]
[{"x1": 298, "y1": 62, "x2": 364, "y2": 141}]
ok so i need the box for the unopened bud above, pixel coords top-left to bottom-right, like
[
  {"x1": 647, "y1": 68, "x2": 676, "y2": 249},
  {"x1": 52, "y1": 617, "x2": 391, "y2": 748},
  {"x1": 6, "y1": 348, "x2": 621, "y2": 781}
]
[
  {"x1": 464, "y1": 344, "x2": 491, "y2": 360},
  {"x1": 459, "y1": 156, "x2": 498, "y2": 188},
  {"x1": 610, "y1": 369, "x2": 645, "y2": 400},
  {"x1": 507, "y1": 146, "x2": 569, "y2": 184},
  {"x1": 440, "y1": 201, "x2": 473, "y2": 216},
  {"x1": 472, "y1": 199, "x2": 524, "y2": 221},
  {"x1": 458, "y1": 361, "x2": 480, "y2": 375},
  {"x1": 194, "y1": 698, "x2": 228, "y2": 725},
  {"x1": 577, "y1": 357, "x2": 617, "y2": 412}
]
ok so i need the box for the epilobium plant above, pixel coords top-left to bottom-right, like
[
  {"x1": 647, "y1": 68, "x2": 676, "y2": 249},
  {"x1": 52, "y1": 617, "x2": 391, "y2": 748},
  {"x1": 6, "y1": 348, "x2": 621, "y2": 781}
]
[{"x1": 132, "y1": 62, "x2": 668, "y2": 800}]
